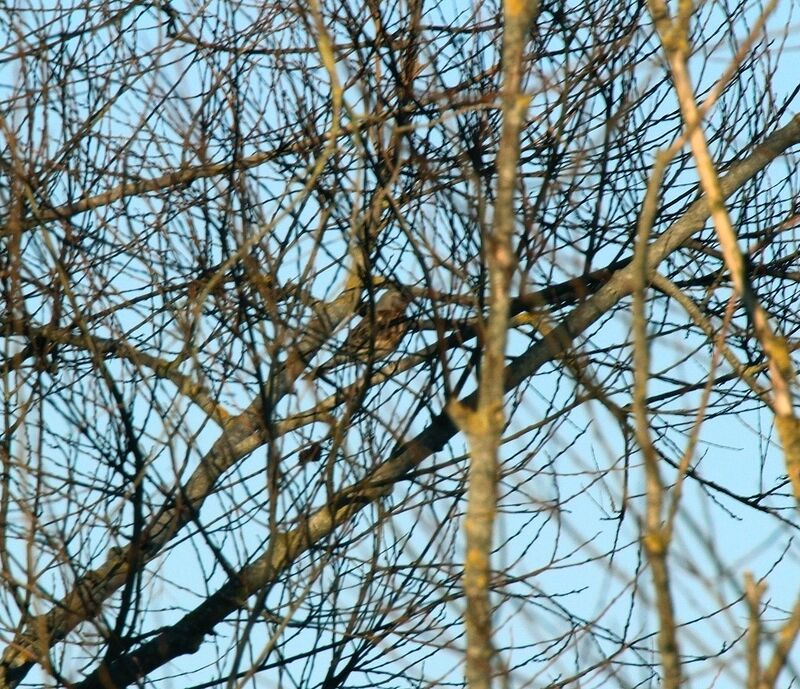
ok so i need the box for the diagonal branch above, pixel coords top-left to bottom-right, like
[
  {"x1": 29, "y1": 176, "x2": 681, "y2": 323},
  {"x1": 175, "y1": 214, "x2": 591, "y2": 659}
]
[{"x1": 37, "y1": 114, "x2": 800, "y2": 689}]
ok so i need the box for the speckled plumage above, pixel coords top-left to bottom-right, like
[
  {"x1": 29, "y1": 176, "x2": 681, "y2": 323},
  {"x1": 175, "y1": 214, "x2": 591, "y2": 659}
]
[{"x1": 316, "y1": 290, "x2": 410, "y2": 376}]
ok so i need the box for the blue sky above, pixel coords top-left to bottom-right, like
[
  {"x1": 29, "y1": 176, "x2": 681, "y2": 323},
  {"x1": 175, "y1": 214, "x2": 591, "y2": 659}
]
[{"x1": 1, "y1": 1, "x2": 800, "y2": 688}]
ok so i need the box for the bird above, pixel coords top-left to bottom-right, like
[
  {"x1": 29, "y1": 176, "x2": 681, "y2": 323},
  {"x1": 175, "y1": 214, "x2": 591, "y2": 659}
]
[{"x1": 312, "y1": 289, "x2": 410, "y2": 378}]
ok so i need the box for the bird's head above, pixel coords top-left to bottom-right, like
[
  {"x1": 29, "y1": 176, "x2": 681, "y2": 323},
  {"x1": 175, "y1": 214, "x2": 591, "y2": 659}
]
[{"x1": 375, "y1": 289, "x2": 409, "y2": 313}]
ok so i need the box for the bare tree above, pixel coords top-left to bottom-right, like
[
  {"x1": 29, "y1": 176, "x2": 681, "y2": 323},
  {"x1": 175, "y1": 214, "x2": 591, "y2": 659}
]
[{"x1": 1, "y1": 1, "x2": 800, "y2": 688}]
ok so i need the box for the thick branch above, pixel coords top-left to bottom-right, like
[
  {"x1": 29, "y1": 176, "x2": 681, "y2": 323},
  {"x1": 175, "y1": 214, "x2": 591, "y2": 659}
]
[{"x1": 36, "y1": 114, "x2": 800, "y2": 689}]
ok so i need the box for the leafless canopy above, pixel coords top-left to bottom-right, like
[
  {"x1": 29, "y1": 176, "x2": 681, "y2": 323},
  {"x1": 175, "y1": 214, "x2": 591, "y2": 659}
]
[{"x1": 1, "y1": 1, "x2": 800, "y2": 688}]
